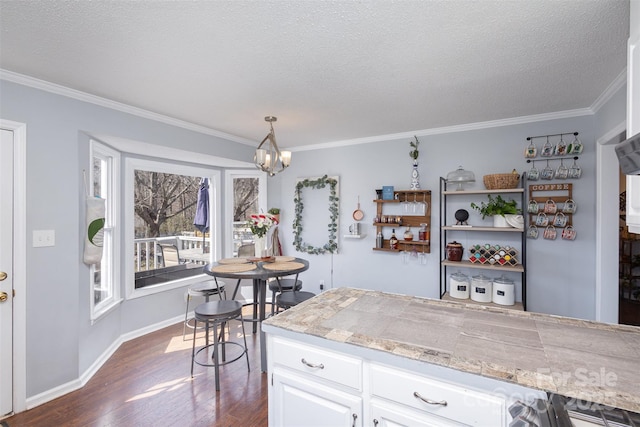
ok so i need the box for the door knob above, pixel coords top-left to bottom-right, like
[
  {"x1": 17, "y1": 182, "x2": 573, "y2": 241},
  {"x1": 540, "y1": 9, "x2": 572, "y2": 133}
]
[
  {"x1": 0, "y1": 271, "x2": 6, "y2": 281},
  {"x1": 0, "y1": 292, "x2": 7, "y2": 302}
]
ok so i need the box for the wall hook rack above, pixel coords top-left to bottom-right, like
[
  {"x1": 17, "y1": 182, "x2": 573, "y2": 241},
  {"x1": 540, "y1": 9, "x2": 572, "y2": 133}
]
[{"x1": 526, "y1": 132, "x2": 578, "y2": 140}]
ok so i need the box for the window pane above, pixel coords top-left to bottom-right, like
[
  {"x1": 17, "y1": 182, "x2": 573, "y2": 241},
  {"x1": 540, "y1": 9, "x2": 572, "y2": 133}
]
[
  {"x1": 232, "y1": 177, "x2": 259, "y2": 256},
  {"x1": 92, "y1": 156, "x2": 108, "y2": 306},
  {"x1": 133, "y1": 171, "x2": 210, "y2": 288}
]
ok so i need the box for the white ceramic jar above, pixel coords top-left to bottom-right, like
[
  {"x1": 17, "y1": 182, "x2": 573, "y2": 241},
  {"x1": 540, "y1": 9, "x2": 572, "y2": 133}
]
[
  {"x1": 449, "y1": 271, "x2": 470, "y2": 299},
  {"x1": 492, "y1": 275, "x2": 515, "y2": 305},
  {"x1": 470, "y1": 274, "x2": 492, "y2": 303}
]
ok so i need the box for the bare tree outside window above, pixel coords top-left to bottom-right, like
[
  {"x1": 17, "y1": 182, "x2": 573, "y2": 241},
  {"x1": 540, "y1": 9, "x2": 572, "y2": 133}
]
[
  {"x1": 233, "y1": 177, "x2": 259, "y2": 221},
  {"x1": 134, "y1": 171, "x2": 199, "y2": 238}
]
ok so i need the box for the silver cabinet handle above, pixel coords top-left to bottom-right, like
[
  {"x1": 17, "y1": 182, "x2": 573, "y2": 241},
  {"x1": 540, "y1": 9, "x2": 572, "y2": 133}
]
[
  {"x1": 373, "y1": 419, "x2": 379, "y2": 426},
  {"x1": 301, "y1": 358, "x2": 324, "y2": 369},
  {"x1": 352, "y1": 413, "x2": 357, "y2": 427},
  {"x1": 413, "y1": 391, "x2": 447, "y2": 406}
]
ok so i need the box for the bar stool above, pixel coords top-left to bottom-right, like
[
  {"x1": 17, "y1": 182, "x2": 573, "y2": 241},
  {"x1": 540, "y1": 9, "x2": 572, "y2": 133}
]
[
  {"x1": 274, "y1": 276, "x2": 315, "y2": 313},
  {"x1": 183, "y1": 280, "x2": 226, "y2": 340},
  {"x1": 268, "y1": 278, "x2": 302, "y2": 315},
  {"x1": 190, "y1": 300, "x2": 250, "y2": 391}
]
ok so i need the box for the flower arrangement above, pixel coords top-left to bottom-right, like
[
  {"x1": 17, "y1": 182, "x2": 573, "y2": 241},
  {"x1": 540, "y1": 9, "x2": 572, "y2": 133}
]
[
  {"x1": 247, "y1": 213, "x2": 278, "y2": 238},
  {"x1": 409, "y1": 135, "x2": 420, "y2": 160}
]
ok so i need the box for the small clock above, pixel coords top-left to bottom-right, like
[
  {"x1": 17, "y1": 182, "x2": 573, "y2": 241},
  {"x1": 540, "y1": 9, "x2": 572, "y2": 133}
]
[{"x1": 455, "y1": 209, "x2": 469, "y2": 225}]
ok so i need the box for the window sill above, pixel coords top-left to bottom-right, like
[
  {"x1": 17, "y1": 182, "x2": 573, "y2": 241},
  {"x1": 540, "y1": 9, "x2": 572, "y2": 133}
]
[
  {"x1": 91, "y1": 297, "x2": 123, "y2": 325},
  {"x1": 127, "y1": 274, "x2": 209, "y2": 300}
]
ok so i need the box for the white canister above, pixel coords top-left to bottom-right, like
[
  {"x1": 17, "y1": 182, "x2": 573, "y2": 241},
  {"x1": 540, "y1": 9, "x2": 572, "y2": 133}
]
[
  {"x1": 470, "y1": 274, "x2": 492, "y2": 303},
  {"x1": 449, "y1": 272, "x2": 470, "y2": 299},
  {"x1": 492, "y1": 275, "x2": 515, "y2": 306}
]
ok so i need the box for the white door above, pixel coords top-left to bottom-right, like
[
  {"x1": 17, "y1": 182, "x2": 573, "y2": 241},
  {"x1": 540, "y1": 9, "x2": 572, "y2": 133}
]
[{"x1": 0, "y1": 128, "x2": 14, "y2": 417}]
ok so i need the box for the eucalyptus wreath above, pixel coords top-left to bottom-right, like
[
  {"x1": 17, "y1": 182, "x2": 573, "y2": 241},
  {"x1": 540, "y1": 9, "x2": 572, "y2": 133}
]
[{"x1": 293, "y1": 175, "x2": 339, "y2": 254}]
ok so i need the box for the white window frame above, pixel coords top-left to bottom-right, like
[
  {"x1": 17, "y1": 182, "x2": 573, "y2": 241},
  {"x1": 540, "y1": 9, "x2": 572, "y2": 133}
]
[
  {"x1": 224, "y1": 169, "x2": 267, "y2": 258},
  {"x1": 125, "y1": 158, "x2": 221, "y2": 299},
  {"x1": 90, "y1": 140, "x2": 121, "y2": 322}
]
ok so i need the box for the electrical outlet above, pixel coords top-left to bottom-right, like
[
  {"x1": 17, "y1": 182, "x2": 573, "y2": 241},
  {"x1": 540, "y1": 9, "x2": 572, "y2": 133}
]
[{"x1": 319, "y1": 280, "x2": 324, "y2": 291}]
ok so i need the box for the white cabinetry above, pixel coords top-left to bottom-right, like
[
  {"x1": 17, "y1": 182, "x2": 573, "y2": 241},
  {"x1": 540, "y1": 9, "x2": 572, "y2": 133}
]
[
  {"x1": 267, "y1": 335, "x2": 510, "y2": 427},
  {"x1": 269, "y1": 336, "x2": 363, "y2": 427}
]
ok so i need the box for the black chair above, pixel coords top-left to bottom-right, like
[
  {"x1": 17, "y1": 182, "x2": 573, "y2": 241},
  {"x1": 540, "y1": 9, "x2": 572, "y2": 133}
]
[
  {"x1": 268, "y1": 278, "x2": 302, "y2": 315},
  {"x1": 274, "y1": 276, "x2": 315, "y2": 312}
]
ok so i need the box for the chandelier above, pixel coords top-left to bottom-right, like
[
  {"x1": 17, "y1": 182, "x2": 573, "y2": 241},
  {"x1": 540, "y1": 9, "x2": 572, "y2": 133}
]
[{"x1": 254, "y1": 116, "x2": 291, "y2": 176}]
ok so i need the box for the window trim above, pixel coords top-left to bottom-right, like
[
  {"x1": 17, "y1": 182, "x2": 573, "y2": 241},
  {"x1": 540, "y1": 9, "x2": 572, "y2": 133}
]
[
  {"x1": 90, "y1": 140, "x2": 122, "y2": 323},
  {"x1": 124, "y1": 158, "x2": 221, "y2": 300},
  {"x1": 224, "y1": 169, "x2": 267, "y2": 258}
]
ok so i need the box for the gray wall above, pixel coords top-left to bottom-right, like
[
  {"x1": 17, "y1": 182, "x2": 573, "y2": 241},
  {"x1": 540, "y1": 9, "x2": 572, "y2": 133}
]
[
  {"x1": 271, "y1": 89, "x2": 625, "y2": 319},
  {"x1": 0, "y1": 76, "x2": 627, "y2": 400},
  {"x1": 0, "y1": 80, "x2": 253, "y2": 397}
]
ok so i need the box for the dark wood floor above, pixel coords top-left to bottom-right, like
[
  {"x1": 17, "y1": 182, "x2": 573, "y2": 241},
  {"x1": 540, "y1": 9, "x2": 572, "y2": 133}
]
[{"x1": 5, "y1": 320, "x2": 268, "y2": 427}]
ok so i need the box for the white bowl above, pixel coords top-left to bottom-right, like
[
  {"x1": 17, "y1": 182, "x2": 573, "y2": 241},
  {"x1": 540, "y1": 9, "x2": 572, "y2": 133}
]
[{"x1": 504, "y1": 214, "x2": 524, "y2": 229}]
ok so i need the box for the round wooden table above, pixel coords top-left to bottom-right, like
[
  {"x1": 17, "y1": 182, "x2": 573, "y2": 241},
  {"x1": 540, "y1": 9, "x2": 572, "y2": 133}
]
[{"x1": 203, "y1": 257, "x2": 309, "y2": 372}]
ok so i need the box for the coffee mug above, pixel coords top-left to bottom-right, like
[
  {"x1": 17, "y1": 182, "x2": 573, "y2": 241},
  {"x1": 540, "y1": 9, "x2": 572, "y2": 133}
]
[
  {"x1": 528, "y1": 199, "x2": 539, "y2": 214},
  {"x1": 536, "y1": 213, "x2": 549, "y2": 226},
  {"x1": 563, "y1": 199, "x2": 576, "y2": 214},
  {"x1": 527, "y1": 165, "x2": 539, "y2": 181},
  {"x1": 541, "y1": 141, "x2": 553, "y2": 157},
  {"x1": 553, "y1": 212, "x2": 567, "y2": 227},
  {"x1": 525, "y1": 141, "x2": 537, "y2": 158},
  {"x1": 527, "y1": 225, "x2": 539, "y2": 239},
  {"x1": 543, "y1": 225, "x2": 557, "y2": 240},
  {"x1": 541, "y1": 165, "x2": 555, "y2": 180},
  {"x1": 562, "y1": 226, "x2": 576, "y2": 240},
  {"x1": 556, "y1": 163, "x2": 569, "y2": 179},
  {"x1": 544, "y1": 200, "x2": 557, "y2": 214}
]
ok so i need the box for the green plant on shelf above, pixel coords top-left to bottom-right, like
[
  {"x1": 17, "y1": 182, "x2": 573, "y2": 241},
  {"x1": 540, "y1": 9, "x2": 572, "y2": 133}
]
[{"x1": 470, "y1": 195, "x2": 519, "y2": 219}]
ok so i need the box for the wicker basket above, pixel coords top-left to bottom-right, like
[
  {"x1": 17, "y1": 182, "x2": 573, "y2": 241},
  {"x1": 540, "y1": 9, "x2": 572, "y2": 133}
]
[{"x1": 483, "y1": 173, "x2": 520, "y2": 190}]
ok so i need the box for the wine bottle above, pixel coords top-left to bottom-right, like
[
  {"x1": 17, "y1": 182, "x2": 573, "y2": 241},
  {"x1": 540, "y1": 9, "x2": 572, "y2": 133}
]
[{"x1": 389, "y1": 229, "x2": 398, "y2": 250}]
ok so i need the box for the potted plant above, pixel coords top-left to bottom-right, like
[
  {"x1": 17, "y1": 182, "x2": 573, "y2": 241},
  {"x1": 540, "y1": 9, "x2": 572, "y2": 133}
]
[
  {"x1": 470, "y1": 195, "x2": 519, "y2": 227},
  {"x1": 267, "y1": 208, "x2": 280, "y2": 223}
]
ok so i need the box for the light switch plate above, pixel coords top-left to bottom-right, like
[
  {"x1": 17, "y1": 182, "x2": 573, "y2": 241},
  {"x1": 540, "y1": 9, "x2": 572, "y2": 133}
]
[{"x1": 33, "y1": 230, "x2": 55, "y2": 247}]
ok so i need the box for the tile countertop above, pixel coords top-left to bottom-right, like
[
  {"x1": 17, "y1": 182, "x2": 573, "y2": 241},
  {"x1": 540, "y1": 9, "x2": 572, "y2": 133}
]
[{"x1": 263, "y1": 287, "x2": 640, "y2": 413}]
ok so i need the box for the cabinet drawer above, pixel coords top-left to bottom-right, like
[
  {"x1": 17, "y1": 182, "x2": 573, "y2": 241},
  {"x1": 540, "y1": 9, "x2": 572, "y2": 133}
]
[
  {"x1": 271, "y1": 337, "x2": 362, "y2": 390},
  {"x1": 370, "y1": 364, "x2": 505, "y2": 426}
]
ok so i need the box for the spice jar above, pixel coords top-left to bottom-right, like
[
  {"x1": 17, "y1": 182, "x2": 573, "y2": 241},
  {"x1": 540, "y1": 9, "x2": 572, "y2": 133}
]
[
  {"x1": 446, "y1": 241, "x2": 463, "y2": 261},
  {"x1": 419, "y1": 223, "x2": 427, "y2": 241}
]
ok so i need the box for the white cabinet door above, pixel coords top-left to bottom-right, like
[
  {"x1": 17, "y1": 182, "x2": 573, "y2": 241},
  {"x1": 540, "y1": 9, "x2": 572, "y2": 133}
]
[
  {"x1": 272, "y1": 368, "x2": 362, "y2": 427},
  {"x1": 370, "y1": 399, "x2": 464, "y2": 427}
]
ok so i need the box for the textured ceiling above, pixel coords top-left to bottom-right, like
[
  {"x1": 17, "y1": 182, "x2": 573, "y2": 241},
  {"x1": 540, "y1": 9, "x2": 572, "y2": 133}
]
[{"x1": 0, "y1": 0, "x2": 630, "y2": 150}]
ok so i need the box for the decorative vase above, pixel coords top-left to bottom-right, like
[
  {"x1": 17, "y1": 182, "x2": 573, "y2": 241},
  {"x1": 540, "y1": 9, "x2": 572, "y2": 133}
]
[
  {"x1": 254, "y1": 236, "x2": 267, "y2": 257},
  {"x1": 493, "y1": 215, "x2": 509, "y2": 228},
  {"x1": 410, "y1": 160, "x2": 420, "y2": 190}
]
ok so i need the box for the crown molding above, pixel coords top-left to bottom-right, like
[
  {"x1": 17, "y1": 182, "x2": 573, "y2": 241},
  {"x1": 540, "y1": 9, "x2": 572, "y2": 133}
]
[
  {"x1": 590, "y1": 68, "x2": 627, "y2": 114},
  {"x1": 2, "y1": 67, "x2": 625, "y2": 153},
  {"x1": 0, "y1": 69, "x2": 255, "y2": 146},
  {"x1": 291, "y1": 108, "x2": 594, "y2": 152}
]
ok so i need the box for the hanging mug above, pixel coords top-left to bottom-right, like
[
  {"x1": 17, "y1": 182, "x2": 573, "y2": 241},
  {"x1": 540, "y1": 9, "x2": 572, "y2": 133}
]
[
  {"x1": 541, "y1": 163, "x2": 555, "y2": 180},
  {"x1": 562, "y1": 225, "x2": 577, "y2": 240},
  {"x1": 554, "y1": 137, "x2": 567, "y2": 156},
  {"x1": 553, "y1": 212, "x2": 567, "y2": 227},
  {"x1": 536, "y1": 213, "x2": 549, "y2": 227},
  {"x1": 525, "y1": 141, "x2": 537, "y2": 158},
  {"x1": 528, "y1": 199, "x2": 539, "y2": 214},
  {"x1": 567, "y1": 135, "x2": 583, "y2": 154},
  {"x1": 527, "y1": 163, "x2": 539, "y2": 181},
  {"x1": 543, "y1": 225, "x2": 557, "y2": 240},
  {"x1": 544, "y1": 200, "x2": 557, "y2": 214},
  {"x1": 563, "y1": 199, "x2": 576, "y2": 214},
  {"x1": 568, "y1": 160, "x2": 582, "y2": 179},
  {"x1": 556, "y1": 162, "x2": 569, "y2": 179},
  {"x1": 527, "y1": 225, "x2": 539, "y2": 239},
  {"x1": 541, "y1": 140, "x2": 553, "y2": 157}
]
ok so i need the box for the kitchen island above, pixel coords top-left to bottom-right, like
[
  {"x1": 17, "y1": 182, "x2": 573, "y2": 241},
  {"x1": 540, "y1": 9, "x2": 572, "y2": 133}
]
[{"x1": 263, "y1": 287, "x2": 640, "y2": 425}]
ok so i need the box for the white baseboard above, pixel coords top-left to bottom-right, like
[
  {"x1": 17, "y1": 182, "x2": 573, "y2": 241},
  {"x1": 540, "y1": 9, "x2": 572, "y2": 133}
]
[{"x1": 25, "y1": 314, "x2": 184, "y2": 410}]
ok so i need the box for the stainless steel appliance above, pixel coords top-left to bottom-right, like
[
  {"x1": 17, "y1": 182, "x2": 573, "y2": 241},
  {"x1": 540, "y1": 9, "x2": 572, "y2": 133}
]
[
  {"x1": 616, "y1": 132, "x2": 640, "y2": 175},
  {"x1": 508, "y1": 394, "x2": 640, "y2": 426}
]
